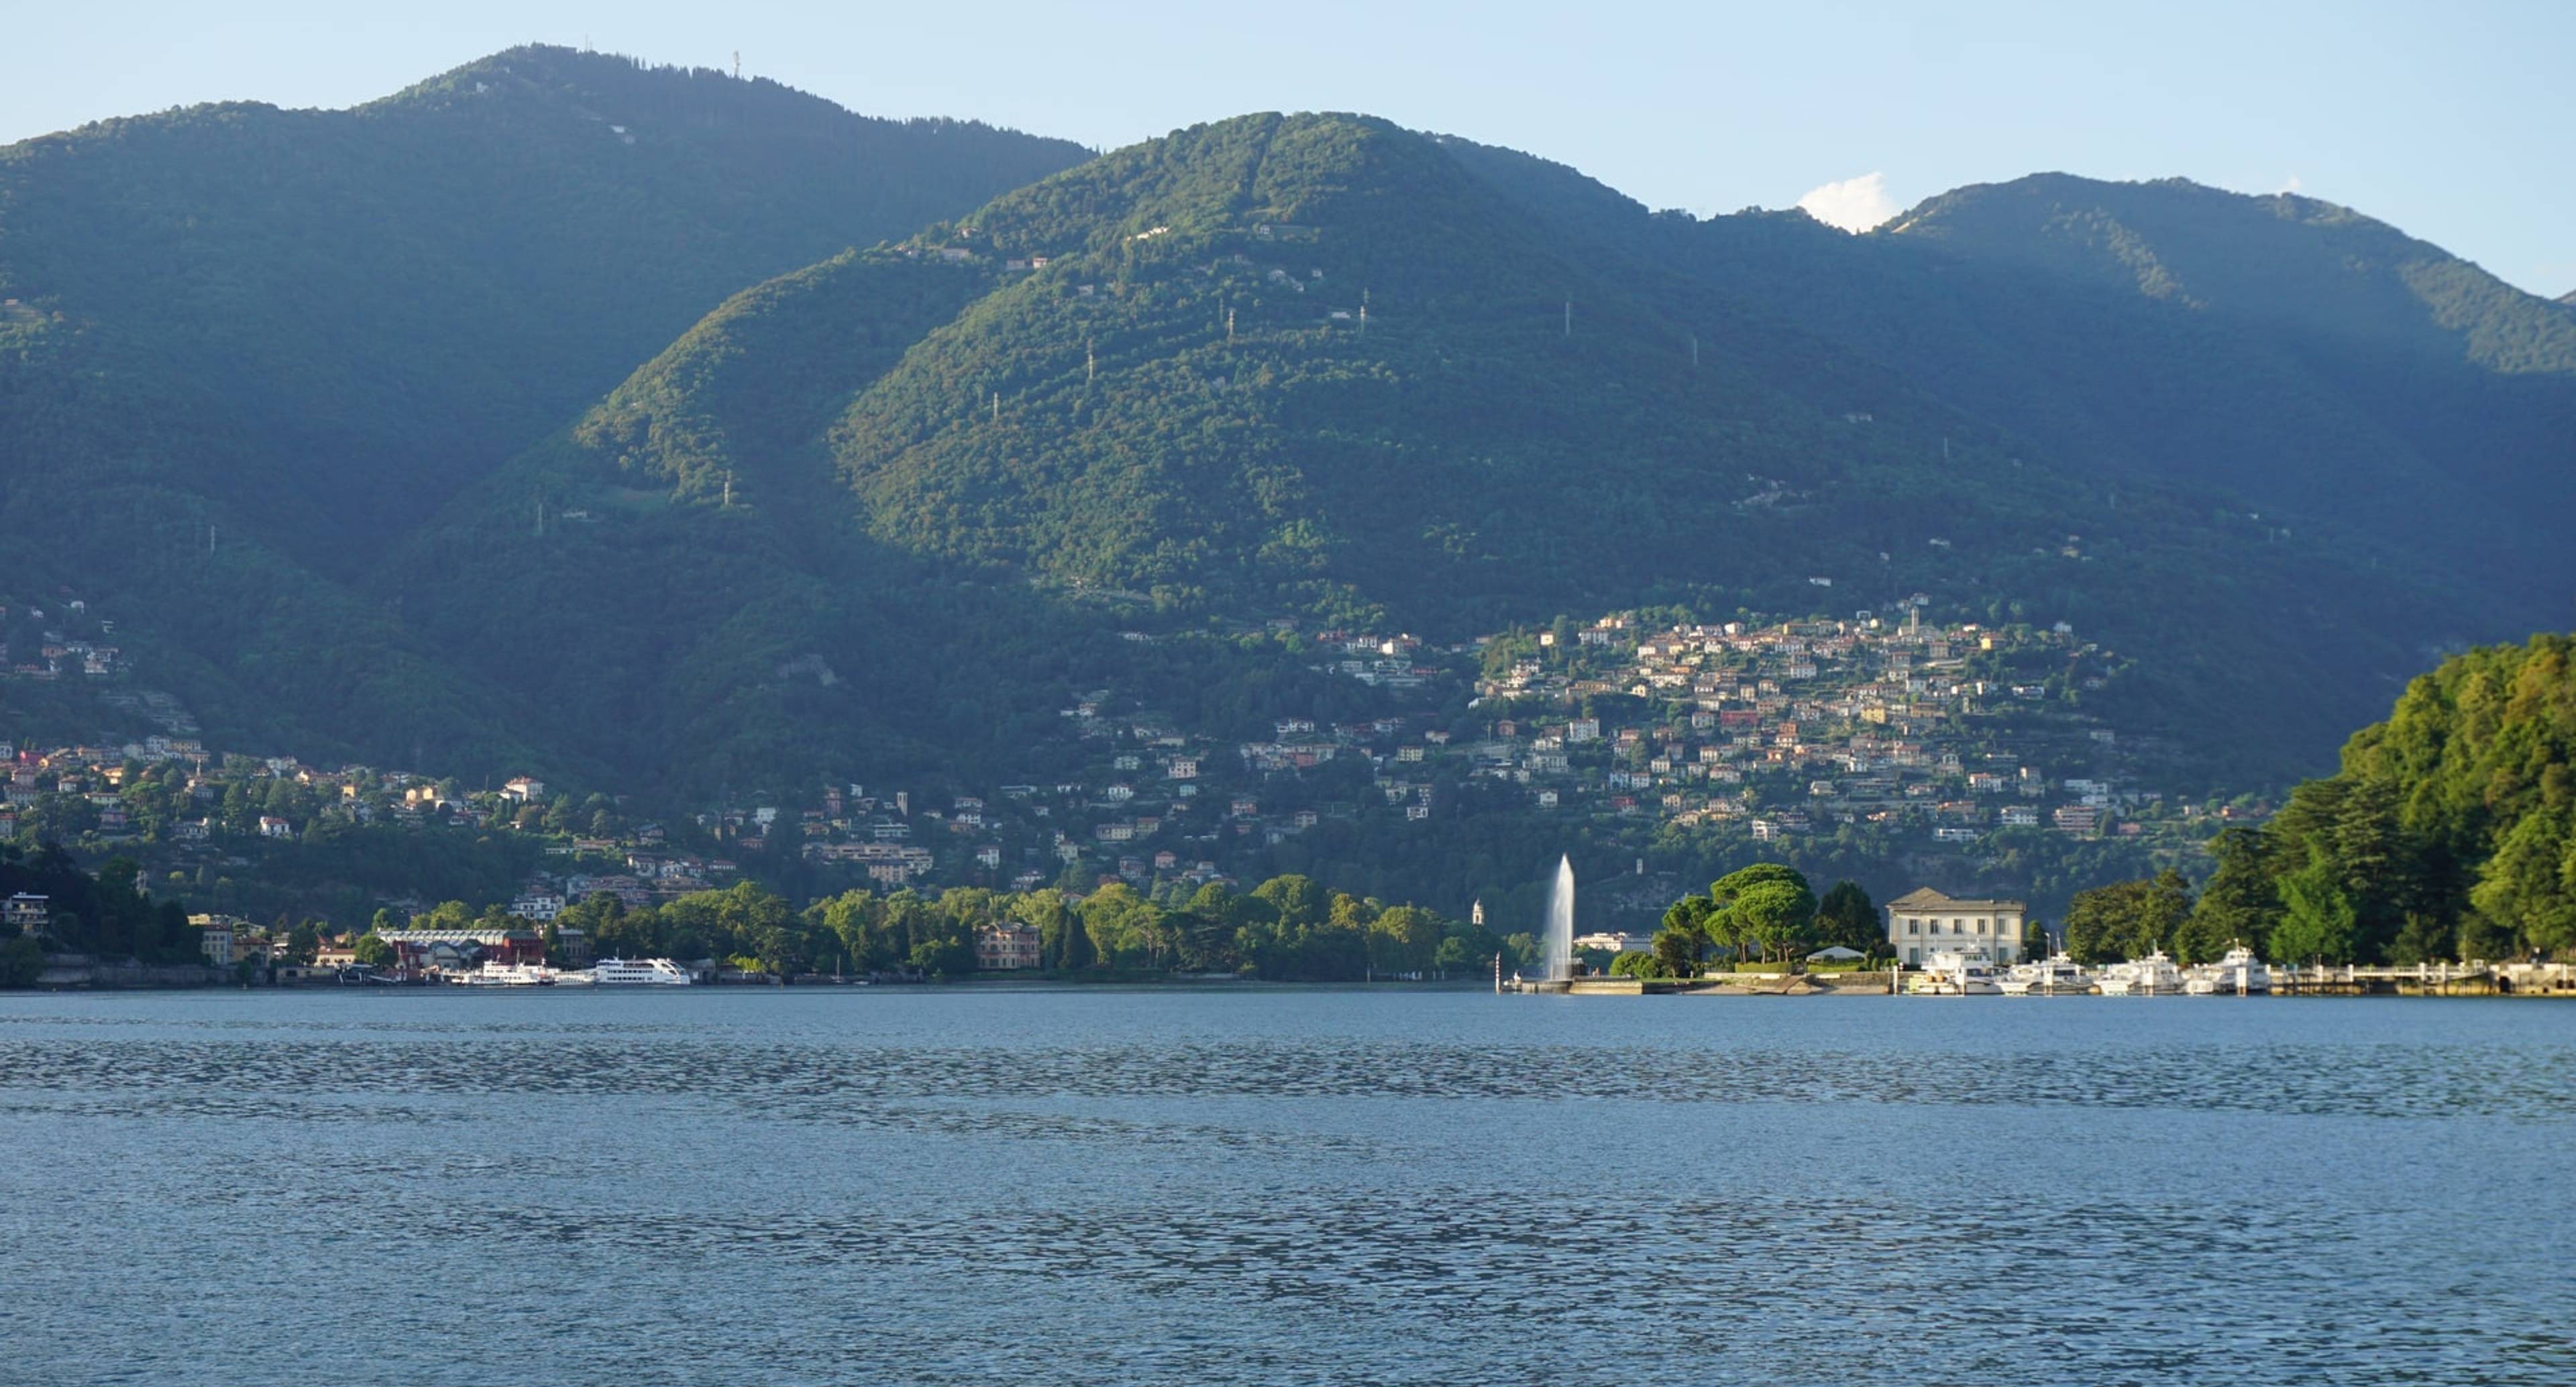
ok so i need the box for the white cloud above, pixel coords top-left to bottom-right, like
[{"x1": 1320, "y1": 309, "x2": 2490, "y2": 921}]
[
  {"x1": 1796, "y1": 171, "x2": 1898, "y2": 233},
  {"x1": 2278, "y1": 174, "x2": 2304, "y2": 195}
]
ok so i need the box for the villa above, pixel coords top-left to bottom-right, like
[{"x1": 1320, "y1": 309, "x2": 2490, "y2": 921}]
[{"x1": 1884, "y1": 887, "x2": 2027, "y2": 967}]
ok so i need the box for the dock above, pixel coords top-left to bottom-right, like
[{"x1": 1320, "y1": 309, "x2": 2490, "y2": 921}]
[{"x1": 2270, "y1": 961, "x2": 2576, "y2": 996}]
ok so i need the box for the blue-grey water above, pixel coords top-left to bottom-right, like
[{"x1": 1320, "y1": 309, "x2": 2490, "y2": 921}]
[{"x1": 2, "y1": 988, "x2": 2570, "y2": 1386}]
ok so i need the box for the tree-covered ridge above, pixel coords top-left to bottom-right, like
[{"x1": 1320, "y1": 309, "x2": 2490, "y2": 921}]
[
  {"x1": 375, "y1": 247, "x2": 1047, "y2": 793},
  {"x1": 2149, "y1": 634, "x2": 2576, "y2": 964},
  {"x1": 1437, "y1": 152, "x2": 2576, "y2": 661},
  {"x1": 0, "y1": 46, "x2": 1087, "y2": 771},
  {"x1": 0, "y1": 44, "x2": 1087, "y2": 543},
  {"x1": 1889, "y1": 175, "x2": 2576, "y2": 376},
  {"x1": 807, "y1": 113, "x2": 2463, "y2": 779}
]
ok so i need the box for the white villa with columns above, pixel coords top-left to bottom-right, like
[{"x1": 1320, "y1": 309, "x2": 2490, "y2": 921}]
[{"x1": 1885, "y1": 887, "x2": 2027, "y2": 967}]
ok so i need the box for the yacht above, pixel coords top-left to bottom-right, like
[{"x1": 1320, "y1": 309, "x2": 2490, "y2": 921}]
[
  {"x1": 2098, "y1": 949, "x2": 2185, "y2": 996},
  {"x1": 2000, "y1": 952, "x2": 2094, "y2": 996},
  {"x1": 589, "y1": 958, "x2": 694, "y2": 986},
  {"x1": 2186, "y1": 946, "x2": 2271, "y2": 995},
  {"x1": 1907, "y1": 950, "x2": 2004, "y2": 995}
]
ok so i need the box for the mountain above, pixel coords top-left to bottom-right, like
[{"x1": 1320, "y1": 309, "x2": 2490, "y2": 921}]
[
  {"x1": 0, "y1": 46, "x2": 1087, "y2": 765},
  {"x1": 392, "y1": 112, "x2": 2474, "y2": 795},
  {"x1": 8, "y1": 57, "x2": 2567, "y2": 812},
  {"x1": 1445, "y1": 160, "x2": 2576, "y2": 632}
]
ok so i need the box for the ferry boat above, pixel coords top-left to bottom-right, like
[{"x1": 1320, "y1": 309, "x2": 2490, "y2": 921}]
[
  {"x1": 588, "y1": 957, "x2": 694, "y2": 986},
  {"x1": 2185, "y1": 945, "x2": 2271, "y2": 995},
  {"x1": 455, "y1": 961, "x2": 557, "y2": 987},
  {"x1": 2098, "y1": 949, "x2": 2185, "y2": 996},
  {"x1": 1907, "y1": 950, "x2": 2004, "y2": 995},
  {"x1": 2000, "y1": 952, "x2": 2094, "y2": 996}
]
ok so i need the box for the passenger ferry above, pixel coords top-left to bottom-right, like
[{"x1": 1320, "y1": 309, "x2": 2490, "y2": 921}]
[
  {"x1": 2098, "y1": 949, "x2": 2186, "y2": 996},
  {"x1": 2000, "y1": 952, "x2": 2094, "y2": 996},
  {"x1": 588, "y1": 958, "x2": 694, "y2": 986},
  {"x1": 2185, "y1": 945, "x2": 2271, "y2": 995},
  {"x1": 455, "y1": 961, "x2": 559, "y2": 987}
]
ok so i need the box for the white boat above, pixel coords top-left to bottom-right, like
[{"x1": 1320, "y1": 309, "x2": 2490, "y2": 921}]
[
  {"x1": 2186, "y1": 946, "x2": 2271, "y2": 995},
  {"x1": 2000, "y1": 952, "x2": 2094, "y2": 996},
  {"x1": 1907, "y1": 950, "x2": 2004, "y2": 995},
  {"x1": 588, "y1": 957, "x2": 694, "y2": 986},
  {"x1": 456, "y1": 961, "x2": 557, "y2": 987},
  {"x1": 2099, "y1": 949, "x2": 2185, "y2": 996}
]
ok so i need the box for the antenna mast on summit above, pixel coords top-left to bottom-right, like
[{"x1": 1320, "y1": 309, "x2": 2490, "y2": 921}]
[{"x1": 734, "y1": 51, "x2": 742, "y2": 79}]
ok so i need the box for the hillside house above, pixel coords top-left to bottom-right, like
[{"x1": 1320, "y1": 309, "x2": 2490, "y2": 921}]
[
  {"x1": 5, "y1": 893, "x2": 50, "y2": 936},
  {"x1": 195, "y1": 916, "x2": 234, "y2": 966},
  {"x1": 975, "y1": 922, "x2": 1044, "y2": 970}
]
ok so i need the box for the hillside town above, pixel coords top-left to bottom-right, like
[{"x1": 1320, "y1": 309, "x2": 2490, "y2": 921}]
[{"x1": 3, "y1": 581, "x2": 2253, "y2": 948}]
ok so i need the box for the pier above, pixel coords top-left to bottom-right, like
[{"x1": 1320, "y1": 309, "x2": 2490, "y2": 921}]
[{"x1": 2269, "y1": 961, "x2": 2576, "y2": 997}]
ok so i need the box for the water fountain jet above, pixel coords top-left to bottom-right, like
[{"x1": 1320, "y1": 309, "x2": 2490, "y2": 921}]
[{"x1": 1540, "y1": 855, "x2": 1576, "y2": 985}]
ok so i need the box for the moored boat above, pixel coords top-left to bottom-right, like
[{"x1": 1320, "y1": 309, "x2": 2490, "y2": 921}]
[
  {"x1": 1907, "y1": 950, "x2": 2004, "y2": 995},
  {"x1": 2185, "y1": 945, "x2": 2271, "y2": 995},
  {"x1": 455, "y1": 961, "x2": 557, "y2": 987},
  {"x1": 589, "y1": 957, "x2": 694, "y2": 986},
  {"x1": 2099, "y1": 949, "x2": 2185, "y2": 996},
  {"x1": 2001, "y1": 951, "x2": 2094, "y2": 995}
]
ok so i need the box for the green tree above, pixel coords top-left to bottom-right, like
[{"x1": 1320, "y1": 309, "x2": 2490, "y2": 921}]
[
  {"x1": 1709, "y1": 865, "x2": 1817, "y2": 965},
  {"x1": 1813, "y1": 880, "x2": 1879, "y2": 954},
  {"x1": 0, "y1": 936, "x2": 44, "y2": 987},
  {"x1": 2182, "y1": 826, "x2": 2277, "y2": 962},
  {"x1": 2061, "y1": 870, "x2": 2192, "y2": 965},
  {"x1": 2271, "y1": 856, "x2": 2359, "y2": 964}
]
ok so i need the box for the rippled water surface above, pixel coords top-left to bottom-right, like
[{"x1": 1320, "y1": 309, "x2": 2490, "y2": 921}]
[{"x1": 3, "y1": 988, "x2": 2570, "y2": 1386}]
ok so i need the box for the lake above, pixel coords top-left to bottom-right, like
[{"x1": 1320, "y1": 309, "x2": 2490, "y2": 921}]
[{"x1": 1, "y1": 987, "x2": 2569, "y2": 1385}]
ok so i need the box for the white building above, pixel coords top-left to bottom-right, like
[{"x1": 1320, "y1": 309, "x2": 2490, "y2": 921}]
[
  {"x1": 1572, "y1": 931, "x2": 1649, "y2": 955},
  {"x1": 196, "y1": 916, "x2": 234, "y2": 966},
  {"x1": 1885, "y1": 887, "x2": 2027, "y2": 968}
]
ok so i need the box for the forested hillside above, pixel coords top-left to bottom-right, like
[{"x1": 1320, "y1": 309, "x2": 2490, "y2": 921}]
[
  {"x1": 0, "y1": 46, "x2": 1087, "y2": 766},
  {"x1": 7, "y1": 59, "x2": 2570, "y2": 818},
  {"x1": 820, "y1": 115, "x2": 2461, "y2": 777},
  {"x1": 2185, "y1": 634, "x2": 2576, "y2": 963},
  {"x1": 1433, "y1": 146, "x2": 2576, "y2": 644}
]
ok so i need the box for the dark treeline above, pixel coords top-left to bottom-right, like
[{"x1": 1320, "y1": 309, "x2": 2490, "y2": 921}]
[
  {"x1": 539, "y1": 872, "x2": 1531, "y2": 982},
  {"x1": 0, "y1": 846, "x2": 200, "y2": 983},
  {"x1": 2062, "y1": 635, "x2": 2576, "y2": 964}
]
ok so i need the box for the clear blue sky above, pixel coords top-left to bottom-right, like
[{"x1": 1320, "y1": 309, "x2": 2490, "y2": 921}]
[{"x1": 9, "y1": 0, "x2": 2571, "y2": 296}]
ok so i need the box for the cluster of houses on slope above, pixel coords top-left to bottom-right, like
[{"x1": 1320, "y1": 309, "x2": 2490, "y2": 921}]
[
  {"x1": 1455, "y1": 610, "x2": 2203, "y2": 844},
  {"x1": 7, "y1": 583, "x2": 2258, "y2": 935},
  {"x1": 0, "y1": 592, "x2": 131, "y2": 682}
]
